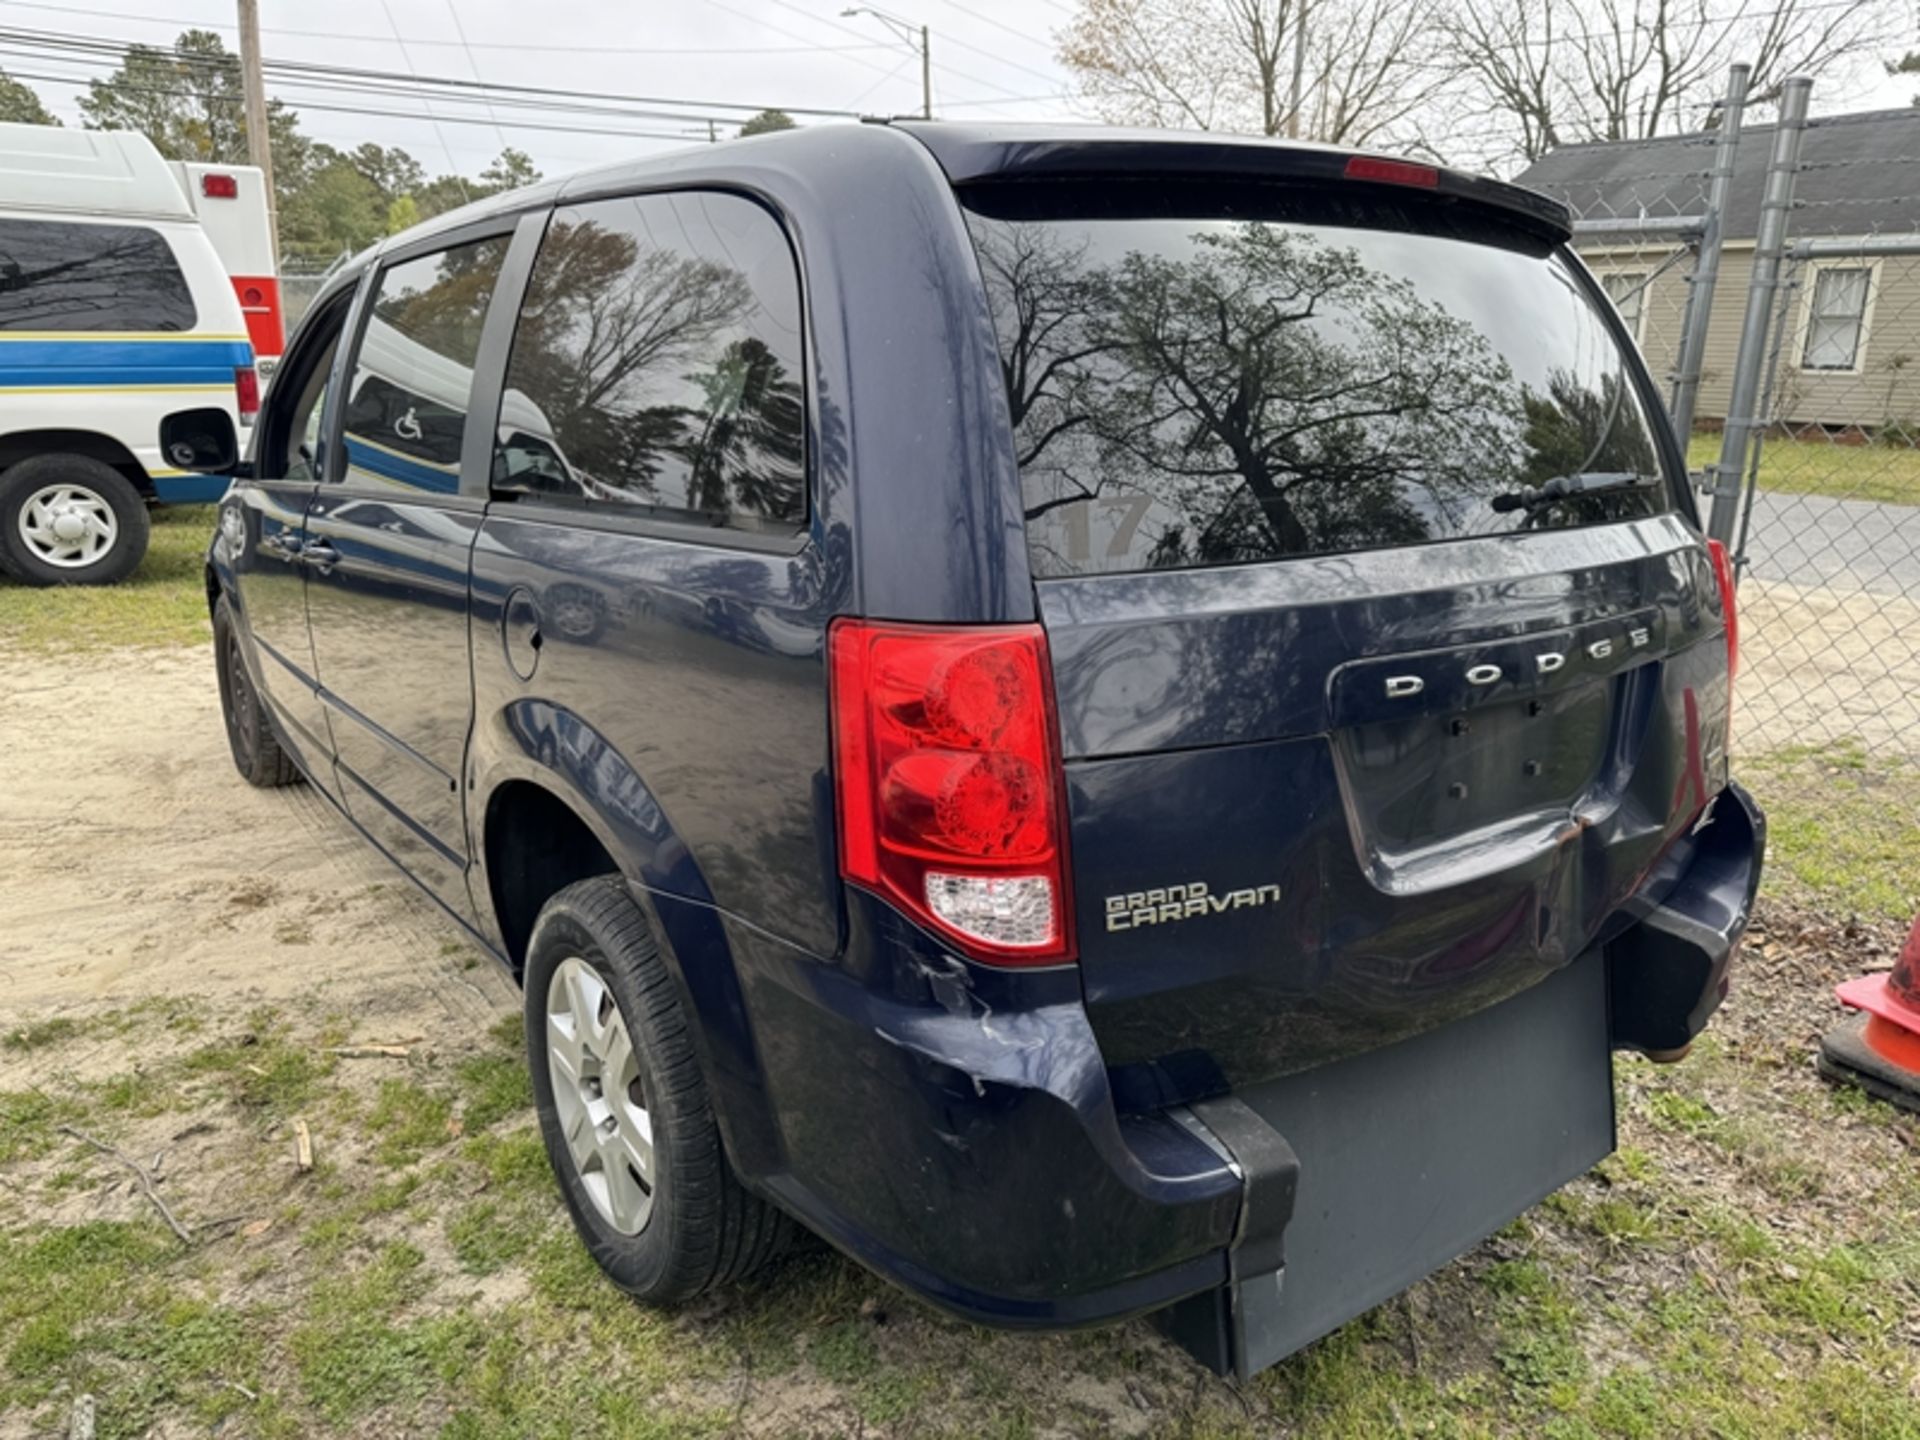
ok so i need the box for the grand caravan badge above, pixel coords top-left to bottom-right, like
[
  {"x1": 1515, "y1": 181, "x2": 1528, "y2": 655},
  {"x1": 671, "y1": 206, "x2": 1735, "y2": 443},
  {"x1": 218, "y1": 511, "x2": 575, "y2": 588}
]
[{"x1": 1105, "y1": 880, "x2": 1282, "y2": 933}]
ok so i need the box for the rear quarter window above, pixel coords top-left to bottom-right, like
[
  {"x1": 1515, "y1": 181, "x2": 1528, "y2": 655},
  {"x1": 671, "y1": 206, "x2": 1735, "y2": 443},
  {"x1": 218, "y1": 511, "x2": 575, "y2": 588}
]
[
  {"x1": 0, "y1": 219, "x2": 196, "y2": 332},
  {"x1": 494, "y1": 190, "x2": 807, "y2": 536},
  {"x1": 961, "y1": 184, "x2": 1675, "y2": 578}
]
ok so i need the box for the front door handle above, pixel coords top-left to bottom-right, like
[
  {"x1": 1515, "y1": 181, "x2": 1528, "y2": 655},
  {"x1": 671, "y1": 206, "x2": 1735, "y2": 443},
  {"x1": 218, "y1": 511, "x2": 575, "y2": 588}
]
[{"x1": 301, "y1": 539, "x2": 340, "y2": 575}]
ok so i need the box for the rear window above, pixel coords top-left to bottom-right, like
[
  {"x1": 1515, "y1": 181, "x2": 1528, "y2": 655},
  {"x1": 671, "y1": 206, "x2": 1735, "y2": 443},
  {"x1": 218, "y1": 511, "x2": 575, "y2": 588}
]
[
  {"x1": 0, "y1": 219, "x2": 195, "y2": 332},
  {"x1": 962, "y1": 184, "x2": 1675, "y2": 578}
]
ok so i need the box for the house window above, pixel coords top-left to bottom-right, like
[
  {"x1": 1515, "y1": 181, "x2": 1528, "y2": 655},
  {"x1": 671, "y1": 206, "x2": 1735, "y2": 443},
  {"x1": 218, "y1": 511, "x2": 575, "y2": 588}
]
[
  {"x1": 1802, "y1": 266, "x2": 1872, "y2": 372},
  {"x1": 1602, "y1": 272, "x2": 1647, "y2": 342}
]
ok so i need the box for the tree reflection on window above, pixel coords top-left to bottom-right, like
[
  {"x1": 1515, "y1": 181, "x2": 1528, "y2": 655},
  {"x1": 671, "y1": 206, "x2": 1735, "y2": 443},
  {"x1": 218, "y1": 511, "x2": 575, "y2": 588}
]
[
  {"x1": 497, "y1": 195, "x2": 807, "y2": 532},
  {"x1": 967, "y1": 208, "x2": 1670, "y2": 577}
]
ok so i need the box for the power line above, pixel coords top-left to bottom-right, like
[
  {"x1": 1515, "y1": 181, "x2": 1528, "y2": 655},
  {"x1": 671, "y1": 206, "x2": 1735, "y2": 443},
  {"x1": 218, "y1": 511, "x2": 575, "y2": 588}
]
[
  {"x1": 921, "y1": 0, "x2": 1059, "y2": 56},
  {"x1": 760, "y1": 0, "x2": 1061, "y2": 91},
  {"x1": 440, "y1": 0, "x2": 506, "y2": 155},
  {"x1": 0, "y1": 23, "x2": 866, "y2": 117},
  {"x1": 379, "y1": 0, "x2": 469, "y2": 193},
  {"x1": 0, "y1": 45, "x2": 827, "y2": 130},
  {"x1": 0, "y1": 0, "x2": 899, "y2": 56},
  {"x1": 4, "y1": 65, "x2": 714, "y2": 143},
  {"x1": 704, "y1": 0, "x2": 1035, "y2": 100}
]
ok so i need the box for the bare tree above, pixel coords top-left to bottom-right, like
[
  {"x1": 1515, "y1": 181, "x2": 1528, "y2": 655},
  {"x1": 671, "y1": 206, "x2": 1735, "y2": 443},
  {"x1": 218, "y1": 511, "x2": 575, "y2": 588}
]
[
  {"x1": 1057, "y1": 0, "x2": 1242, "y2": 132},
  {"x1": 1057, "y1": 0, "x2": 1440, "y2": 145},
  {"x1": 1439, "y1": 0, "x2": 1902, "y2": 166}
]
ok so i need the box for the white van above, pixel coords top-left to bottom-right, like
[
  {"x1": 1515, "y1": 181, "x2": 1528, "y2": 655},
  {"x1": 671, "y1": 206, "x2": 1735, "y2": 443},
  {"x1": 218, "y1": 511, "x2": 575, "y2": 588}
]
[{"x1": 0, "y1": 122, "x2": 258, "y2": 585}]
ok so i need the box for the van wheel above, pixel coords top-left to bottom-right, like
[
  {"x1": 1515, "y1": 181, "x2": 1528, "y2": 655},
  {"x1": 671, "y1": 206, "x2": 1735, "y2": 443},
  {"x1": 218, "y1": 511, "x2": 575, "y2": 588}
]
[
  {"x1": 213, "y1": 595, "x2": 300, "y2": 788},
  {"x1": 0, "y1": 455, "x2": 151, "y2": 586},
  {"x1": 525, "y1": 876, "x2": 791, "y2": 1303}
]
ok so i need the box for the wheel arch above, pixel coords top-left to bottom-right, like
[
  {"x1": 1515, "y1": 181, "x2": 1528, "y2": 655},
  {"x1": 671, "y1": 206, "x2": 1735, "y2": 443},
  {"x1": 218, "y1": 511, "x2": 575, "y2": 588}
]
[
  {"x1": 0, "y1": 429, "x2": 152, "y2": 496},
  {"x1": 469, "y1": 705, "x2": 782, "y2": 1179}
]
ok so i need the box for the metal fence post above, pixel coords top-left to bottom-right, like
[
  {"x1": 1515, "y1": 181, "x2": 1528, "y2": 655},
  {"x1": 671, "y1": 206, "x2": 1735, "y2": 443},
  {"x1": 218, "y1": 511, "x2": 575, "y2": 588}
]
[
  {"x1": 1669, "y1": 62, "x2": 1749, "y2": 443},
  {"x1": 1708, "y1": 75, "x2": 1812, "y2": 545}
]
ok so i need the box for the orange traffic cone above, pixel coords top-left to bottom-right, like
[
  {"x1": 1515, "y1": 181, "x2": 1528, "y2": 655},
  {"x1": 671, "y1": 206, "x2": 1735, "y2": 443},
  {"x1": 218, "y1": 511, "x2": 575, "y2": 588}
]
[{"x1": 1819, "y1": 913, "x2": 1920, "y2": 1112}]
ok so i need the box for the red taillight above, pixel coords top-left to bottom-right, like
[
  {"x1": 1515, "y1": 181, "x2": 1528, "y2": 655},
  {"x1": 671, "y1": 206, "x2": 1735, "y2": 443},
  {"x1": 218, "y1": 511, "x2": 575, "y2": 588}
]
[
  {"x1": 829, "y1": 619, "x2": 1074, "y2": 965},
  {"x1": 201, "y1": 172, "x2": 238, "y2": 199},
  {"x1": 1343, "y1": 155, "x2": 1439, "y2": 189},
  {"x1": 234, "y1": 364, "x2": 259, "y2": 420},
  {"x1": 1707, "y1": 538, "x2": 1738, "y2": 687}
]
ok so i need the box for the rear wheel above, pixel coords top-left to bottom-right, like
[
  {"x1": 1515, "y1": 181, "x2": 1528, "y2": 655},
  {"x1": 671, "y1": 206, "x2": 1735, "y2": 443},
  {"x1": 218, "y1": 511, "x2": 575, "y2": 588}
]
[
  {"x1": 213, "y1": 595, "x2": 300, "y2": 788},
  {"x1": 0, "y1": 454, "x2": 150, "y2": 587},
  {"x1": 525, "y1": 876, "x2": 790, "y2": 1302}
]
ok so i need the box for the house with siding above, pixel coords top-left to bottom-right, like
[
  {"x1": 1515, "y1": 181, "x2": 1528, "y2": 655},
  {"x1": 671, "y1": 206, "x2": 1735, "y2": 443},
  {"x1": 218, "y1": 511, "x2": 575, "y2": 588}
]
[{"x1": 1516, "y1": 109, "x2": 1920, "y2": 434}]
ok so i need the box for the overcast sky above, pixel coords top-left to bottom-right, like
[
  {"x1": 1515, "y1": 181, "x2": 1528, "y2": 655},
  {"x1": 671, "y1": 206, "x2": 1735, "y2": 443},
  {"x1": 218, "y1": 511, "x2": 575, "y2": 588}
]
[
  {"x1": 1, "y1": 0, "x2": 1088, "y2": 177},
  {"x1": 1, "y1": 0, "x2": 1910, "y2": 181}
]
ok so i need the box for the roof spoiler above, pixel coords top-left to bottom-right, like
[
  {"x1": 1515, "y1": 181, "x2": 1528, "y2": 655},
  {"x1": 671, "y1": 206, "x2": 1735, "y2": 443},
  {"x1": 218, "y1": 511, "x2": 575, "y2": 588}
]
[{"x1": 892, "y1": 123, "x2": 1573, "y2": 244}]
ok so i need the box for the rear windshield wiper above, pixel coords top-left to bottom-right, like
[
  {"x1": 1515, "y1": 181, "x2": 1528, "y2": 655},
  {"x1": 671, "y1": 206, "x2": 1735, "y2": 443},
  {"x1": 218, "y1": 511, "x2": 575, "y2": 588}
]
[{"x1": 1490, "y1": 471, "x2": 1663, "y2": 513}]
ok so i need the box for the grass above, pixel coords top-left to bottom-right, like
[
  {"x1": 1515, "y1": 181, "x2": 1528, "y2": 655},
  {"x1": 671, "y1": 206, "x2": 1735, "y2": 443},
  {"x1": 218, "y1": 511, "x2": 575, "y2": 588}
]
[
  {"x1": 0, "y1": 503, "x2": 214, "y2": 652},
  {"x1": 2, "y1": 954, "x2": 1915, "y2": 1440},
  {"x1": 1687, "y1": 431, "x2": 1920, "y2": 506},
  {"x1": 0, "y1": 523, "x2": 1914, "y2": 1433},
  {"x1": 1743, "y1": 739, "x2": 1920, "y2": 920}
]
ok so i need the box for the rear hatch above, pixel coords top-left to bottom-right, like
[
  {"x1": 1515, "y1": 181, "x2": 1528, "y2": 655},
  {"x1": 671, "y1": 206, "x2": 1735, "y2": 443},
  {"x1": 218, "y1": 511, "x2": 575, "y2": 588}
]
[{"x1": 957, "y1": 164, "x2": 1732, "y2": 1097}]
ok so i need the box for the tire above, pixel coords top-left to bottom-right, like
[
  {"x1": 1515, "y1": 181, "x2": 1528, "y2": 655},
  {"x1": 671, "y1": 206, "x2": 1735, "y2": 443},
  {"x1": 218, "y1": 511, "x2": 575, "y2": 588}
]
[
  {"x1": 212, "y1": 594, "x2": 300, "y2": 788},
  {"x1": 525, "y1": 876, "x2": 790, "y2": 1303},
  {"x1": 0, "y1": 454, "x2": 151, "y2": 587}
]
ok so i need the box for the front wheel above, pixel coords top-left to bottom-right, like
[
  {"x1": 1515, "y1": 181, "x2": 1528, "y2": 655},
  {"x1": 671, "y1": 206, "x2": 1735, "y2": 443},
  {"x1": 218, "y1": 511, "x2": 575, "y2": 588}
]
[
  {"x1": 0, "y1": 454, "x2": 151, "y2": 586},
  {"x1": 525, "y1": 876, "x2": 791, "y2": 1303}
]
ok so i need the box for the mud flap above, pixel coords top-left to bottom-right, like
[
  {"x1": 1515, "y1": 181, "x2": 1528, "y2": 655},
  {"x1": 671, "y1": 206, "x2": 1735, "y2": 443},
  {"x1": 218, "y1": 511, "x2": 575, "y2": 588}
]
[{"x1": 1156, "y1": 953, "x2": 1615, "y2": 1380}]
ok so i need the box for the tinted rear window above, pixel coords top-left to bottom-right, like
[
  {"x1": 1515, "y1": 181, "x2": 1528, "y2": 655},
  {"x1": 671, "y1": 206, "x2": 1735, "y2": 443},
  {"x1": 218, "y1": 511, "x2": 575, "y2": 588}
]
[
  {"x1": 0, "y1": 219, "x2": 195, "y2": 332},
  {"x1": 962, "y1": 185, "x2": 1674, "y2": 577}
]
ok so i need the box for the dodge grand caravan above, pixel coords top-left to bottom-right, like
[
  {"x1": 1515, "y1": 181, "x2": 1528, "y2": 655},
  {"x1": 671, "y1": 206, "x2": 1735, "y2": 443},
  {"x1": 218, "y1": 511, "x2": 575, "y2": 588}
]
[{"x1": 171, "y1": 122, "x2": 1764, "y2": 1379}]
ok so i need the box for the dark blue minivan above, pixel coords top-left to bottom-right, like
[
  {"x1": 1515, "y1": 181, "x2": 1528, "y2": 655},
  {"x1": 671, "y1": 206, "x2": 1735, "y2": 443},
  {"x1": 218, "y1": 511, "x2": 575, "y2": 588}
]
[{"x1": 171, "y1": 122, "x2": 1763, "y2": 1378}]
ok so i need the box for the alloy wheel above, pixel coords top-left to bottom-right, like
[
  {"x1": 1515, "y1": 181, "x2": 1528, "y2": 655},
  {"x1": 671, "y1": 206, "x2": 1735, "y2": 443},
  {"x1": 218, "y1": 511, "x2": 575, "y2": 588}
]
[{"x1": 546, "y1": 956, "x2": 655, "y2": 1234}]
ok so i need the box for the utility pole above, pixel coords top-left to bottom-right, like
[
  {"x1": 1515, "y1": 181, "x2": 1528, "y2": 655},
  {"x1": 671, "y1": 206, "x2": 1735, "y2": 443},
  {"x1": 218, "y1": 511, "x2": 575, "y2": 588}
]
[
  {"x1": 842, "y1": 8, "x2": 932, "y2": 119},
  {"x1": 236, "y1": 0, "x2": 278, "y2": 266},
  {"x1": 1285, "y1": 0, "x2": 1308, "y2": 139},
  {"x1": 919, "y1": 24, "x2": 931, "y2": 121}
]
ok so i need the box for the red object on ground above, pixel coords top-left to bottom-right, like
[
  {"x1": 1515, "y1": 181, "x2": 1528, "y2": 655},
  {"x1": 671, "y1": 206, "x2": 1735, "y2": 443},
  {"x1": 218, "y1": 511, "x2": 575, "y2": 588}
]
[{"x1": 1835, "y1": 914, "x2": 1920, "y2": 1072}]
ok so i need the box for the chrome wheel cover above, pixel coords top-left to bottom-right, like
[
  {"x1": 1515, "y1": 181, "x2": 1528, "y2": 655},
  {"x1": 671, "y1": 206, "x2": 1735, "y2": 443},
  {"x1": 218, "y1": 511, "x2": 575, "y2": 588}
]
[
  {"x1": 546, "y1": 956, "x2": 655, "y2": 1234},
  {"x1": 18, "y1": 483, "x2": 118, "y2": 569}
]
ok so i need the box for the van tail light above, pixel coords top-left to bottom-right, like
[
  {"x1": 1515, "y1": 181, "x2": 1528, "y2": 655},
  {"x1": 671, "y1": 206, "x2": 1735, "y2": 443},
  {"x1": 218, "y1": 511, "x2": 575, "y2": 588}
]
[
  {"x1": 1706, "y1": 538, "x2": 1738, "y2": 687},
  {"x1": 234, "y1": 364, "x2": 259, "y2": 423},
  {"x1": 829, "y1": 619, "x2": 1075, "y2": 965},
  {"x1": 201, "y1": 172, "x2": 238, "y2": 199}
]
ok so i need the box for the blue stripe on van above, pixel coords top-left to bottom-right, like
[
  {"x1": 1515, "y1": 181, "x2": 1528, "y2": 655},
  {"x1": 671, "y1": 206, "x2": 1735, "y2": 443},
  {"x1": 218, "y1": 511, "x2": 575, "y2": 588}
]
[
  {"x1": 151, "y1": 474, "x2": 232, "y2": 504},
  {"x1": 0, "y1": 338, "x2": 255, "y2": 388},
  {"x1": 343, "y1": 436, "x2": 460, "y2": 495}
]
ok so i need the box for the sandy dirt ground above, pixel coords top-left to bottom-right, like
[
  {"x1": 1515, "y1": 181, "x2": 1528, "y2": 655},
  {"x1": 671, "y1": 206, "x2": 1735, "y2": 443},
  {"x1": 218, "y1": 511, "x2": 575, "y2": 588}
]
[
  {"x1": 0, "y1": 644, "x2": 516, "y2": 1054},
  {"x1": 1, "y1": 642, "x2": 1915, "y2": 1438},
  {"x1": 1739, "y1": 576, "x2": 1920, "y2": 759}
]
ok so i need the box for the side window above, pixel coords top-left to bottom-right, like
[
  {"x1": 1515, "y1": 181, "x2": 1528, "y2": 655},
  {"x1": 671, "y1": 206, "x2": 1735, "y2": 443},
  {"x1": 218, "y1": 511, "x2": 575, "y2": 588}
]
[
  {"x1": 495, "y1": 191, "x2": 806, "y2": 534},
  {"x1": 336, "y1": 236, "x2": 510, "y2": 495},
  {"x1": 257, "y1": 288, "x2": 353, "y2": 482},
  {"x1": 0, "y1": 219, "x2": 195, "y2": 332}
]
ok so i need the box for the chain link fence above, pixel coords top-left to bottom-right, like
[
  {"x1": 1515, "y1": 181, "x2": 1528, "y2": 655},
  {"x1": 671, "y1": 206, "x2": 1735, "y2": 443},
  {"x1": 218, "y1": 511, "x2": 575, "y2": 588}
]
[
  {"x1": 280, "y1": 252, "x2": 351, "y2": 333},
  {"x1": 1543, "y1": 74, "x2": 1920, "y2": 781},
  {"x1": 1734, "y1": 197, "x2": 1920, "y2": 763}
]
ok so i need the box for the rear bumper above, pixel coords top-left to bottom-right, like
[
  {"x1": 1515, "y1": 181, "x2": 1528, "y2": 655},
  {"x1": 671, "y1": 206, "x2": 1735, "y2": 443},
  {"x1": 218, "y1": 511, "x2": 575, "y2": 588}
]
[
  {"x1": 742, "y1": 782, "x2": 1764, "y2": 1359},
  {"x1": 736, "y1": 902, "x2": 1245, "y2": 1328},
  {"x1": 1606, "y1": 780, "x2": 1766, "y2": 1056}
]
